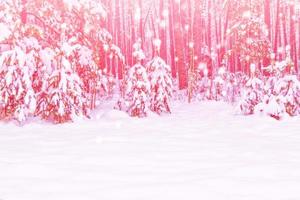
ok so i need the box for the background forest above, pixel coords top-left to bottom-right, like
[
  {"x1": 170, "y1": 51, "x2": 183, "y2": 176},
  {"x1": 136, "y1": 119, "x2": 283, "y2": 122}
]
[
  {"x1": 1, "y1": 0, "x2": 300, "y2": 123},
  {"x1": 102, "y1": 0, "x2": 300, "y2": 80}
]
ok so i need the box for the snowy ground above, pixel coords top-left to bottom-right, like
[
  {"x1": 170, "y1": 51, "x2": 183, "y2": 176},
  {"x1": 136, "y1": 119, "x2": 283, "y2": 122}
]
[{"x1": 1, "y1": 101, "x2": 300, "y2": 200}]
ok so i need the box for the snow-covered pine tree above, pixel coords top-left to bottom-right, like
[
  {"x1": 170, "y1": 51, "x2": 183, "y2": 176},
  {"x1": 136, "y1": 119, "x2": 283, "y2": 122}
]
[
  {"x1": 274, "y1": 76, "x2": 300, "y2": 117},
  {"x1": 238, "y1": 64, "x2": 264, "y2": 115},
  {"x1": 0, "y1": 0, "x2": 123, "y2": 123},
  {"x1": 262, "y1": 73, "x2": 300, "y2": 119},
  {"x1": 255, "y1": 55, "x2": 300, "y2": 119},
  {"x1": 125, "y1": 39, "x2": 150, "y2": 117},
  {"x1": 237, "y1": 58, "x2": 300, "y2": 120},
  {"x1": 195, "y1": 62, "x2": 212, "y2": 101},
  {"x1": 255, "y1": 74, "x2": 285, "y2": 120},
  {"x1": 213, "y1": 67, "x2": 225, "y2": 101},
  {"x1": 38, "y1": 53, "x2": 88, "y2": 123},
  {"x1": 146, "y1": 39, "x2": 172, "y2": 114},
  {"x1": 212, "y1": 66, "x2": 235, "y2": 102},
  {"x1": 227, "y1": 7, "x2": 271, "y2": 73},
  {"x1": 0, "y1": 38, "x2": 40, "y2": 123},
  {"x1": 67, "y1": 43, "x2": 108, "y2": 110},
  {"x1": 232, "y1": 72, "x2": 248, "y2": 102}
]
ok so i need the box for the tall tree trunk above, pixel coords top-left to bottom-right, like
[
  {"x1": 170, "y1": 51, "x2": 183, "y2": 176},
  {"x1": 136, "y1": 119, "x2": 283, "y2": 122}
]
[
  {"x1": 213, "y1": 0, "x2": 221, "y2": 67},
  {"x1": 298, "y1": 4, "x2": 300, "y2": 67},
  {"x1": 187, "y1": 0, "x2": 194, "y2": 70},
  {"x1": 106, "y1": 0, "x2": 113, "y2": 74},
  {"x1": 129, "y1": 0, "x2": 135, "y2": 66},
  {"x1": 115, "y1": 0, "x2": 123, "y2": 79},
  {"x1": 289, "y1": 2, "x2": 297, "y2": 72},
  {"x1": 168, "y1": 0, "x2": 177, "y2": 78},
  {"x1": 273, "y1": 0, "x2": 280, "y2": 55},
  {"x1": 138, "y1": 0, "x2": 143, "y2": 43},
  {"x1": 173, "y1": 0, "x2": 188, "y2": 89},
  {"x1": 21, "y1": 0, "x2": 27, "y2": 24},
  {"x1": 282, "y1": 7, "x2": 288, "y2": 49},
  {"x1": 193, "y1": 0, "x2": 202, "y2": 59},
  {"x1": 263, "y1": 0, "x2": 271, "y2": 67},
  {"x1": 159, "y1": 0, "x2": 167, "y2": 60},
  {"x1": 207, "y1": 0, "x2": 212, "y2": 51}
]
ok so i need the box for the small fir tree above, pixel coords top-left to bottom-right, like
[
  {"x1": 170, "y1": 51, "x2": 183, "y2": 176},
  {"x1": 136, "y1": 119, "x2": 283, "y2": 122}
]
[
  {"x1": 146, "y1": 39, "x2": 173, "y2": 114},
  {"x1": 125, "y1": 39, "x2": 150, "y2": 117}
]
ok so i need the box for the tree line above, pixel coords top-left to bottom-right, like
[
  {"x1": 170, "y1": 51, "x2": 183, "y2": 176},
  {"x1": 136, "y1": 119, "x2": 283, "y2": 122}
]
[{"x1": 102, "y1": 0, "x2": 300, "y2": 89}]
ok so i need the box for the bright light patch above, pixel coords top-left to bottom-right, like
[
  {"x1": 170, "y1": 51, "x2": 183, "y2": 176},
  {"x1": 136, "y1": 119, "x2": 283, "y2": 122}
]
[
  {"x1": 134, "y1": 7, "x2": 141, "y2": 21},
  {"x1": 0, "y1": 23, "x2": 11, "y2": 41}
]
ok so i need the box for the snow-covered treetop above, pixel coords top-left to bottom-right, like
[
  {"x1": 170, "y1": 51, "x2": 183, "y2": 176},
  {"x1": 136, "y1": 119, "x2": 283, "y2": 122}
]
[
  {"x1": 147, "y1": 56, "x2": 171, "y2": 72},
  {"x1": 0, "y1": 0, "x2": 108, "y2": 44},
  {"x1": 63, "y1": 0, "x2": 106, "y2": 18},
  {"x1": 227, "y1": 10, "x2": 271, "y2": 64},
  {"x1": 133, "y1": 39, "x2": 145, "y2": 62},
  {"x1": 0, "y1": 0, "x2": 125, "y2": 71},
  {"x1": 153, "y1": 38, "x2": 162, "y2": 54}
]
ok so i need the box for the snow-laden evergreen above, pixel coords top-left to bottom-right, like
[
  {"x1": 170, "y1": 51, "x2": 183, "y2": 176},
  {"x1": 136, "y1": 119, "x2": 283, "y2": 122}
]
[
  {"x1": 255, "y1": 74, "x2": 300, "y2": 119},
  {"x1": 146, "y1": 56, "x2": 172, "y2": 114},
  {"x1": 194, "y1": 66, "x2": 245, "y2": 103},
  {"x1": 238, "y1": 75, "x2": 264, "y2": 115},
  {"x1": 0, "y1": 39, "x2": 39, "y2": 123},
  {"x1": 0, "y1": 0, "x2": 123, "y2": 123},
  {"x1": 125, "y1": 64, "x2": 150, "y2": 117},
  {"x1": 238, "y1": 61, "x2": 300, "y2": 119},
  {"x1": 146, "y1": 39, "x2": 173, "y2": 114},
  {"x1": 227, "y1": 8, "x2": 271, "y2": 65},
  {"x1": 38, "y1": 65, "x2": 88, "y2": 123},
  {"x1": 124, "y1": 40, "x2": 150, "y2": 117},
  {"x1": 1, "y1": 0, "x2": 300, "y2": 123}
]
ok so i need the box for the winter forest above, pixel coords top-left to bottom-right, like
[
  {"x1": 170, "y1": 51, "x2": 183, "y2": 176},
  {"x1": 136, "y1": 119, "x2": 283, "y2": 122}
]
[
  {"x1": 2, "y1": 1, "x2": 300, "y2": 199},
  {"x1": 0, "y1": 0, "x2": 300, "y2": 123}
]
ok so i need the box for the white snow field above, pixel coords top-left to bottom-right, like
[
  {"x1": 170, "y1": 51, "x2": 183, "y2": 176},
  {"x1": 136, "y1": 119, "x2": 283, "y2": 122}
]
[{"x1": 1, "y1": 101, "x2": 300, "y2": 200}]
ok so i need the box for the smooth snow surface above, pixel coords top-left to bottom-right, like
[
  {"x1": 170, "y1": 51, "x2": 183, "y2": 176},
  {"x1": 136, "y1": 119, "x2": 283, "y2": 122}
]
[{"x1": 1, "y1": 101, "x2": 300, "y2": 200}]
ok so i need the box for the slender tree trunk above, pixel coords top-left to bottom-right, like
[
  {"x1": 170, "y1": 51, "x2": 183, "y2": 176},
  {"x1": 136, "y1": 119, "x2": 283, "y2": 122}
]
[
  {"x1": 193, "y1": 0, "x2": 202, "y2": 59},
  {"x1": 263, "y1": 0, "x2": 271, "y2": 67},
  {"x1": 168, "y1": 0, "x2": 177, "y2": 78},
  {"x1": 207, "y1": 0, "x2": 212, "y2": 51},
  {"x1": 21, "y1": 0, "x2": 27, "y2": 24},
  {"x1": 115, "y1": 0, "x2": 124, "y2": 79},
  {"x1": 282, "y1": 7, "x2": 288, "y2": 49},
  {"x1": 138, "y1": 0, "x2": 143, "y2": 43},
  {"x1": 159, "y1": 0, "x2": 167, "y2": 60},
  {"x1": 290, "y1": 2, "x2": 297, "y2": 72},
  {"x1": 187, "y1": 0, "x2": 194, "y2": 103},
  {"x1": 129, "y1": 0, "x2": 135, "y2": 66},
  {"x1": 106, "y1": 0, "x2": 113, "y2": 74},
  {"x1": 274, "y1": 0, "x2": 280, "y2": 55},
  {"x1": 213, "y1": 0, "x2": 221, "y2": 67},
  {"x1": 298, "y1": 4, "x2": 300, "y2": 68},
  {"x1": 173, "y1": 0, "x2": 188, "y2": 89}
]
